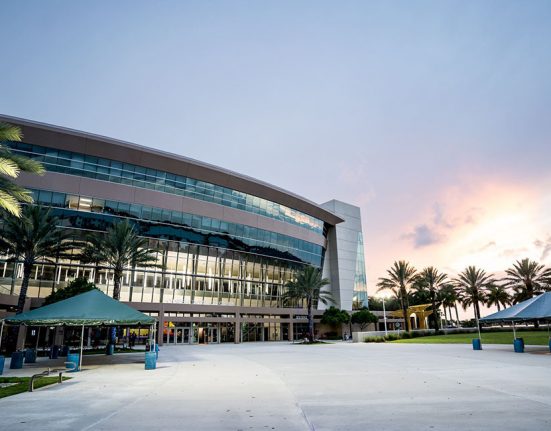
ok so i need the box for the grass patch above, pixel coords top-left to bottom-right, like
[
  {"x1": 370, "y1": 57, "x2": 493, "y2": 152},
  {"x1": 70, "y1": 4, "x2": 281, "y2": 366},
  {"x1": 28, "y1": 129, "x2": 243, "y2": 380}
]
[
  {"x1": 391, "y1": 331, "x2": 550, "y2": 345},
  {"x1": 0, "y1": 376, "x2": 71, "y2": 399}
]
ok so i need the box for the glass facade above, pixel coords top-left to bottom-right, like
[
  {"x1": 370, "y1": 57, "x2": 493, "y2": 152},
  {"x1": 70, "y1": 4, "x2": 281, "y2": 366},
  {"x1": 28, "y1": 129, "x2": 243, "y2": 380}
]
[
  {"x1": 352, "y1": 232, "x2": 369, "y2": 309},
  {"x1": 28, "y1": 189, "x2": 323, "y2": 266},
  {"x1": 6, "y1": 141, "x2": 324, "y2": 234}
]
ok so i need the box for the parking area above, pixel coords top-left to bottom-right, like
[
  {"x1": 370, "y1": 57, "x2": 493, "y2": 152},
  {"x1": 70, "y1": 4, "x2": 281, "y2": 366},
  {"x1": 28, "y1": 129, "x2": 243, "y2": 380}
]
[{"x1": 1, "y1": 342, "x2": 550, "y2": 430}]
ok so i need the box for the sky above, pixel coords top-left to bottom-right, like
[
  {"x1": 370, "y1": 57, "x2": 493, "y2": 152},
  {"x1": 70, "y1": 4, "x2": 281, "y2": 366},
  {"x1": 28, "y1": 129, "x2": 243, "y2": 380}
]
[{"x1": 1, "y1": 1, "x2": 551, "y2": 317}]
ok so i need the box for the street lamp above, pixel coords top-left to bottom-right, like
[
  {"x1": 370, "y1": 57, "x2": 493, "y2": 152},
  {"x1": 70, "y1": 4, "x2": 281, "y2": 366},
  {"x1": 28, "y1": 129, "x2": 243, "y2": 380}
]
[{"x1": 380, "y1": 293, "x2": 389, "y2": 336}]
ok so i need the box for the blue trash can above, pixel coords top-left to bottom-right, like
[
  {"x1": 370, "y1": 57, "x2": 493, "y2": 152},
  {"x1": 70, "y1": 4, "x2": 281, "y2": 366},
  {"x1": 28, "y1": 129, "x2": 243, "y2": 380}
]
[
  {"x1": 0, "y1": 356, "x2": 5, "y2": 375},
  {"x1": 106, "y1": 344, "x2": 114, "y2": 355},
  {"x1": 66, "y1": 353, "x2": 80, "y2": 372},
  {"x1": 145, "y1": 351, "x2": 156, "y2": 370},
  {"x1": 49, "y1": 345, "x2": 59, "y2": 359},
  {"x1": 548, "y1": 338, "x2": 551, "y2": 353},
  {"x1": 513, "y1": 338, "x2": 524, "y2": 353},
  {"x1": 10, "y1": 351, "x2": 24, "y2": 369},
  {"x1": 25, "y1": 348, "x2": 37, "y2": 364},
  {"x1": 61, "y1": 345, "x2": 69, "y2": 357},
  {"x1": 472, "y1": 338, "x2": 482, "y2": 350}
]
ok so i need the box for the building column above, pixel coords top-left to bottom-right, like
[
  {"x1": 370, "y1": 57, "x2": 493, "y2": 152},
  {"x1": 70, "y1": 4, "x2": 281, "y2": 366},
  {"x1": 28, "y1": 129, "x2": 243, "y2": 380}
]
[
  {"x1": 157, "y1": 305, "x2": 165, "y2": 346},
  {"x1": 288, "y1": 314, "x2": 294, "y2": 342},
  {"x1": 234, "y1": 313, "x2": 241, "y2": 344}
]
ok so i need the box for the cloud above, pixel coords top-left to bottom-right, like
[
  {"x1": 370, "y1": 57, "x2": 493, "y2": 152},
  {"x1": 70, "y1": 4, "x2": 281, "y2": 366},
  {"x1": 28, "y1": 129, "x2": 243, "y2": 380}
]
[
  {"x1": 403, "y1": 224, "x2": 445, "y2": 248},
  {"x1": 477, "y1": 241, "x2": 496, "y2": 252},
  {"x1": 534, "y1": 236, "x2": 551, "y2": 261}
]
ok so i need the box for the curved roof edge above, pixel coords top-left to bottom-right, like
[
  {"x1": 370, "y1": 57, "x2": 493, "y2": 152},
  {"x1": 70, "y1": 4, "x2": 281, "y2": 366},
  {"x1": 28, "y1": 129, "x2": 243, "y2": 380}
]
[{"x1": 0, "y1": 114, "x2": 344, "y2": 225}]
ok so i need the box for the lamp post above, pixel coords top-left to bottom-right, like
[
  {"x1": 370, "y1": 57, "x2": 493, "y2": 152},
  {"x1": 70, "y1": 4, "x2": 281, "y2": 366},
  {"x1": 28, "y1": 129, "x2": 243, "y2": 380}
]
[{"x1": 382, "y1": 296, "x2": 388, "y2": 336}]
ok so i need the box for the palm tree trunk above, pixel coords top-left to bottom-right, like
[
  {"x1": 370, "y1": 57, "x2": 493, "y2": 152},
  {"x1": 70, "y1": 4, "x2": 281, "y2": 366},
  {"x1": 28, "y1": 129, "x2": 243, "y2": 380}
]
[
  {"x1": 443, "y1": 306, "x2": 448, "y2": 327},
  {"x1": 454, "y1": 304, "x2": 460, "y2": 327},
  {"x1": 307, "y1": 298, "x2": 314, "y2": 342},
  {"x1": 16, "y1": 261, "x2": 33, "y2": 314},
  {"x1": 431, "y1": 292, "x2": 439, "y2": 331},
  {"x1": 112, "y1": 268, "x2": 123, "y2": 300},
  {"x1": 474, "y1": 300, "x2": 481, "y2": 332}
]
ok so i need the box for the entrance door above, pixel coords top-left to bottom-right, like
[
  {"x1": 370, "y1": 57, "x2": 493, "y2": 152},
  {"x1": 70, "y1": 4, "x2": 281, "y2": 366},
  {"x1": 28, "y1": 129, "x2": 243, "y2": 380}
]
[
  {"x1": 176, "y1": 328, "x2": 183, "y2": 344},
  {"x1": 208, "y1": 327, "x2": 219, "y2": 343},
  {"x1": 183, "y1": 328, "x2": 191, "y2": 344}
]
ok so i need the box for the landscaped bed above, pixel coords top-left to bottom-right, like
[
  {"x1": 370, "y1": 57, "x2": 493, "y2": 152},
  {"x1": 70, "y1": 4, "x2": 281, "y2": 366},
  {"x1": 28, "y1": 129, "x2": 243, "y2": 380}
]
[
  {"x1": 0, "y1": 376, "x2": 71, "y2": 399},
  {"x1": 391, "y1": 331, "x2": 549, "y2": 345}
]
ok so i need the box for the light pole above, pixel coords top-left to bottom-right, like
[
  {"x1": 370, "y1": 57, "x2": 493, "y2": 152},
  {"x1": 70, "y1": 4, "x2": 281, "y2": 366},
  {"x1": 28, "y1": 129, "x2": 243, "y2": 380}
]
[{"x1": 382, "y1": 296, "x2": 388, "y2": 336}]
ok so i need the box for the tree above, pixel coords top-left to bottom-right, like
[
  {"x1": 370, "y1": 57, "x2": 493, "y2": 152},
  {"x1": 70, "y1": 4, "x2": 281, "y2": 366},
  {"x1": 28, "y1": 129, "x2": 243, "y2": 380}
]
[
  {"x1": 502, "y1": 258, "x2": 551, "y2": 303},
  {"x1": 454, "y1": 266, "x2": 495, "y2": 331},
  {"x1": 283, "y1": 265, "x2": 333, "y2": 342},
  {"x1": 438, "y1": 284, "x2": 460, "y2": 327},
  {"x1": 486, "y1": 284, "x2": 511, "y2": 312},
  {"x1": 321, "y1": 306, "x2": 350, "y2": 327},
  {"x1": 44, "y1": 276, "x2": 97, "y2": 305},
  {"x1": 377, "y1": 261, "x2": 417, "y2": 331},
  {"x1": 367, "y1": 296, "x2": 400, "y2": 312},
  {"x1": 0, "y1": 206, "x2": 71, "y2": 314},
  {"x1": 414, "y1": 267, "x2": 447, "y2": 330},
  {"x1": 0, "y1": 122, "x2": 45, "y2": 216},
  {"x1": 81, "y1": 220, "x2": 158, "y2": 300},
  {"x1": 351, "y1": 309, "x2": 378, "y2": 331}
]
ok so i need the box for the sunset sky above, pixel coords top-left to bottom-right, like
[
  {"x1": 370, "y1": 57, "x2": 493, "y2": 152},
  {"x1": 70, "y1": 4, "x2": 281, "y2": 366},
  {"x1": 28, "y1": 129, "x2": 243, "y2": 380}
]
[{"x1": 2, "y1": 1, "x2": 551, "y2": 317}]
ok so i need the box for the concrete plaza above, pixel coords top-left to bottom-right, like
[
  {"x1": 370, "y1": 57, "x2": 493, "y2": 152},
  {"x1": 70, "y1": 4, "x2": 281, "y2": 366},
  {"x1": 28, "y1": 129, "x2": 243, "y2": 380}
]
[{"x1": 1, "y1": 342, "x2": 550, "y2": 430}]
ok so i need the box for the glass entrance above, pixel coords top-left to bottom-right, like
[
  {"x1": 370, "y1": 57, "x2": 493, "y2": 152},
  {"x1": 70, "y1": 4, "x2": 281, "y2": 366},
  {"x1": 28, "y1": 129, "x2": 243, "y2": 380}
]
[{"x1": 163, "y1": 325, "x2": 192, "y2": 344}]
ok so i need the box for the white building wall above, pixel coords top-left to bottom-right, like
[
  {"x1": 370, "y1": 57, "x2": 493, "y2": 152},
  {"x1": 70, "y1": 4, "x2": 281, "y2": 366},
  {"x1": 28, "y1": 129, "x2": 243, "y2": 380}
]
[{"x1": 320, "y1": 200, "x2": 367, "y2": 311}]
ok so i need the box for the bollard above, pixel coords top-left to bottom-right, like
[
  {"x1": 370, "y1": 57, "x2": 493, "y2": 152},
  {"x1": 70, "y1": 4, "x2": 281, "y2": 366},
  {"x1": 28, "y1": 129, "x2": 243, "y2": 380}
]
[
  {"x1": 472, "y1": 338, "x2": 482, "y2": 350},
  {"x1": 513, "y1": 338, "x2": 524, "y2": 353}
]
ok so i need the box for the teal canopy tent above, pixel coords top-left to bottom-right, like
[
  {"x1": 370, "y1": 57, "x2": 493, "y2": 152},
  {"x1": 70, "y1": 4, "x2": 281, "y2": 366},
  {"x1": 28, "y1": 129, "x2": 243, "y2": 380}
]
[
  {"x1": 1, "y1": 290, "x2": 156, "y2": 369},
  {"x1": 481, "y1": 292, "x2": 551, "y2": 323},
  {"x1": 481, "y1": 292, "x2": 551, "y2": 345}
]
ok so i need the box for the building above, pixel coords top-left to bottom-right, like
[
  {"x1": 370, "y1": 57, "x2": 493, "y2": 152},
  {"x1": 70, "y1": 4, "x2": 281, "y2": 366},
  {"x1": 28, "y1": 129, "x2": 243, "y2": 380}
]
[{"x1": 0, "y1": 115, "x2": 369, "y2": 344}]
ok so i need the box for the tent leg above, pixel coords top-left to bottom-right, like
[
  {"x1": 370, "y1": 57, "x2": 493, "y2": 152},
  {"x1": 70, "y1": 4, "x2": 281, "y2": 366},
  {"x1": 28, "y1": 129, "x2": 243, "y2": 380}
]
[
  {"x1": 79, "y1": 325, "x2": 84, "y2": 371},
  {"x1": 35, "y1": 327, "x2": 41, "y2": 350},
  {"x1": 0, "y1": 321, "x2": 4, "y2": 352}
]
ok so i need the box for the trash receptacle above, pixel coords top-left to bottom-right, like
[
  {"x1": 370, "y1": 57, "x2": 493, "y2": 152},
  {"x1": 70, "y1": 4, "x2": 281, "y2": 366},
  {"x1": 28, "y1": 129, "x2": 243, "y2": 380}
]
[
  {"x1": 61, "y1": 345, "x2": 69, "y2": 357},
  {"x1": 0, "y1": 356, "x2": 5, "y2": 375},
  {"x1": 106, "y1": 344, "x2": 114, "y2": 355},
  {"x1": 24, "y1": 348, "x2": 37, "y2": 364},
  {"x1": 145, "y1": 351, "x2": 156, "y2": 370},
  {"x1": 513, "y1": 338, "x2": 524, "y2": 353},
  {"x1": 49, "y1": 345, "x2": 60, "y2": 359},
  {"x1": 548, "y1": 338, "x2": 551, "y2": 353},
  {"x1": 472, "y1": 338, "x2": 482, "y2": 350},
  {"x1": 10, "y1": 351, "x2": 24, "y2": 369},
  {"x1": 66, "y1": 353, "x2": 80, "y2": 372}
]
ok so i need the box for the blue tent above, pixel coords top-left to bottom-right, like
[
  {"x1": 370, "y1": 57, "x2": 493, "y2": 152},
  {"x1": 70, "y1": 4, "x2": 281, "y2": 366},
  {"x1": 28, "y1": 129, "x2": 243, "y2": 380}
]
[{"x1": 481, "y1": 292, "x2": 551, "y2": 322}]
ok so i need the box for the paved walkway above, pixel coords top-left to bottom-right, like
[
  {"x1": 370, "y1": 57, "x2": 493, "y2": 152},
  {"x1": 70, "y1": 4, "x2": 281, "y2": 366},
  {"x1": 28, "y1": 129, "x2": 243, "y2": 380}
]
[{"x1": 1, "y1": 342, "x2": 550, "y2": 430}]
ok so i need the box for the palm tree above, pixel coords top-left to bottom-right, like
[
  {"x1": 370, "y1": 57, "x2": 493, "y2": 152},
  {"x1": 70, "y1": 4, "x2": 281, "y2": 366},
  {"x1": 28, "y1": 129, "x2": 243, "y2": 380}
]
[
  {"x1": 0, "y1": 206, "x2": 71, "y2": 314},
  {"x1": 438, "y1": 284, "x2": 461, "y2": 327},
  {"x1": 454, "y1": 266, "x2": 494, "y2": 331},
  {"x1": 377, "y1": 261, "x2": 417, "y2": 331},
  {"x1": 283, "y1": 265, "x2": 332, "y2": 342},
  {"x1": 0, "y1": 122, "x2": 45, "y2": 216},
  {"x1": 486, "y1": 284, "x2": 511, "y2": 312},
  {"x1": 81, "y1": 220, "x2": 158, "y2": 300},
  {"x1": 414, "y1": 267, "x2": 447, "y2": 330},
  {"x1": 502, "y1": 258, "x2": 551, "y2": 303}
]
